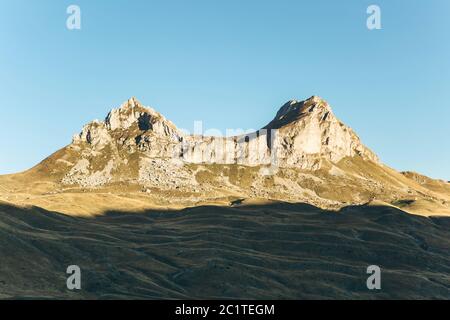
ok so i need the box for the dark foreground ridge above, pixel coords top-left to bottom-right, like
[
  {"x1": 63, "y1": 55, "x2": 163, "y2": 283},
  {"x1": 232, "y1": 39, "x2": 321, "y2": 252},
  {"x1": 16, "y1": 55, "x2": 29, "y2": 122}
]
[{"x1": 0, "y1": 202, "x2": 449, "y2": 299}]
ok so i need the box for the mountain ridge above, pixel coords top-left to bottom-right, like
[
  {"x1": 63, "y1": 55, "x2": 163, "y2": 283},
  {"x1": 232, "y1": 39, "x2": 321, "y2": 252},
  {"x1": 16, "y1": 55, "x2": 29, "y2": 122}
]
[
  {"x1": 70, "y1": 95, "x2": 379, "y2": 169},
  {"x1": 0, "y1": 96, "x2": 449, "y2": 217}
]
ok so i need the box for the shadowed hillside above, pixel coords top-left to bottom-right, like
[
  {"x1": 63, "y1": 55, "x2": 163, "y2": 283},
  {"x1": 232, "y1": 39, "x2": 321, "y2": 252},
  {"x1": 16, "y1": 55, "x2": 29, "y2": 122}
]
[{"x1": 1, "y1": 202, "x2": 449, "y2": 299}]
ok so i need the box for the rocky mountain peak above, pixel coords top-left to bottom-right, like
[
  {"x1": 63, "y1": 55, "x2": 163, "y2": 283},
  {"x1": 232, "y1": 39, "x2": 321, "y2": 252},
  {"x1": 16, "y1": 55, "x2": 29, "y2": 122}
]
[
  {"x1": 72, "y1": 98, "x2": 181, "y2": 149},
  {"x1": 66, "y1": 96, "x2": 379, "y2": 187},
  {"x1": 105, "y1": 97, "x2": 166, "y2": 131},
  {"x1": 267, "y1": 96, "x2": 332, "y2": 130},
  {"x1": 111, "y1": 97, "x2": 140, "y2": 111},
  {"x1": 264, "y1": 96, "x2": 378, "y2": 165}
]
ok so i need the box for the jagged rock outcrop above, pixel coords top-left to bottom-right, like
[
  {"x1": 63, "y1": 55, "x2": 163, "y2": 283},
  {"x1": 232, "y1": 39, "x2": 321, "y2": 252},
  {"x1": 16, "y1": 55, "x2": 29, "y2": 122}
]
[
  {"x1": 63, "y1": 95, "x2": 380, "y2": 187},
  {"x1": 73, "y1": 98, "x2": 182, "y2": 152},
  {"x1": 264, "y1": 96, "x2": 378, "y2": 167}
]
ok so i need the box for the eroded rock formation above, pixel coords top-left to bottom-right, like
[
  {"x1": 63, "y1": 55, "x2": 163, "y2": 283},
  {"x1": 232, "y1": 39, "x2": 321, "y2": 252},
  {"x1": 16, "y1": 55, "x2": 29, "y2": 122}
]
[{"x1": 68, "y1": 95, "x2": 378, "y2": 185}]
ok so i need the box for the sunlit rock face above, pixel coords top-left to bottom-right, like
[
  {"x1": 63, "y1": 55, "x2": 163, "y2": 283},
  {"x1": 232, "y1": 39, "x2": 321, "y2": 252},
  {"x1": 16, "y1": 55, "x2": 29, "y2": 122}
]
[
  {"x1": 66, "y1": 96, "x2": 379, "y2": 187},
  {"x1": 264, "y1": 96, "x2": 379, "y2": 168},
  {"x1": 172, "y1": 95, "x2": 378, "y2": 168}
]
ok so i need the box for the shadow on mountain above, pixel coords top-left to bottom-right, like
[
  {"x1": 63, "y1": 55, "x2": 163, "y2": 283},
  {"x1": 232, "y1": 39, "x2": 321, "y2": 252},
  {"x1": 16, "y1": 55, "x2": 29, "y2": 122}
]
[{"x1": 0, "y1": 202, "x2": 449, "y2": 299}]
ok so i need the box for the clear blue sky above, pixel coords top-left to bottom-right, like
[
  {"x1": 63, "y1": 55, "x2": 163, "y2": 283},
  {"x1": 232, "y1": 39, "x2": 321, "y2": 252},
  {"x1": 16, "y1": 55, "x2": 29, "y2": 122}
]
[{"x1": 0, "y1": 0, "x2": 449, "y2": 179}]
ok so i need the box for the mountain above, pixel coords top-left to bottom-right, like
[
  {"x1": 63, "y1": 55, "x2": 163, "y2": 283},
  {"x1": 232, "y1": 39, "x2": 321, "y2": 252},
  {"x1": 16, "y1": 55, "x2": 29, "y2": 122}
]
[
  {"x1": 0, "y1": 96, "x2": 449, "y2": 216},
  {"x1": 1, "y1": 95, "x2": 450, "y2": 300},
  {"x1": 69, "y1": 96, "x2": 378, "y2": 170}
]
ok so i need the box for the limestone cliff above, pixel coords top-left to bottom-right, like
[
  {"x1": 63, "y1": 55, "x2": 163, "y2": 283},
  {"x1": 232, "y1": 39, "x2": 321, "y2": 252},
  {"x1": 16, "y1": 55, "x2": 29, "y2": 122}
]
[{"x1": 68, "y1": 96, "x2": 378, "y2": 178}]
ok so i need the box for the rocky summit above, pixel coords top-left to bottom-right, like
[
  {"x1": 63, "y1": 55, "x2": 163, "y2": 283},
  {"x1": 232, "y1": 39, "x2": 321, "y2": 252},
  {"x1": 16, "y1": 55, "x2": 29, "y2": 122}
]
[
  {"x1": 0, "y1": 96, "x2": 449, "y2": 216},
  {"x1": 63, "y1": 95, "x2": 379, "y2": 187},
  {"x1": 71, "y1": 96, "x2": 378, "y2": 171}
]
